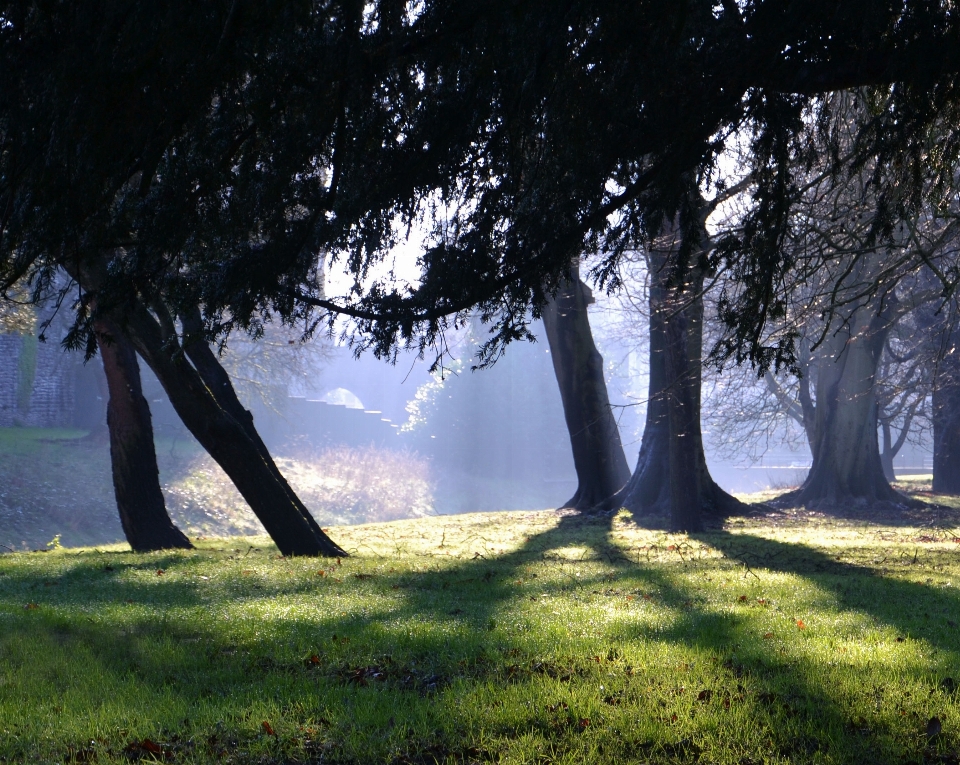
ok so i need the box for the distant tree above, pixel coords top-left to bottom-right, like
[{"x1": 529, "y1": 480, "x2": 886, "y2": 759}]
[
  {"x1": 875, "y1": 315, "x2": 931, "y2": 482},
  {"x1": 403, "y1": 318, "x2": 574, "y2": 512},
  {"x1": 918, "y1": 301, "x2": 960, "y2": 493},
  {"x1": 932, "y1": 333, "x2": 960, "y2": 493}
]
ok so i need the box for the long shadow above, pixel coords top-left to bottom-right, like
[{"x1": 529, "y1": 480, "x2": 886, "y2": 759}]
[
  {"x1": 694, "y1": 529, "x2": 960, "y2": 654},
  {"x1": 602, "y1": 527, "x2": 960, "y2": 762},
  {"x1": 4, "y1": 515, "x2": 958, "y2": 762}
]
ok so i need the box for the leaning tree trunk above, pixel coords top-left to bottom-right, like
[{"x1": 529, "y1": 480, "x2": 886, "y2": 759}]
[
  {"x1": 119, "y1": 301, "x2": 347, "y2": 557},
  {"x1": 605, "y1": 226, "x2": 747, "y2": 531},
  {"x1": 933, "y1": 339, "x2": 960, "y2": 494},
  {"x1": 784, "y1": 301, "x2": 903, "y2": 506},
  {"x1": 69, "y1": 255, "x2": 345, "y2": 556},
  {"x1": 177, "y1": 307, "x2": 346, "y2": 544},
  {"x1": 541, "y1": 263, "x2": 631, "y2": 510},
  {"x1": 95, "y1": 318, "x2": 193, "y2": 551}
]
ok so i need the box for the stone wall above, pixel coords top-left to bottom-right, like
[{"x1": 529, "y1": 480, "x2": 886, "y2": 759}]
[{"x1": 0, "y1": 333, "x2": 79, "y2": 428}]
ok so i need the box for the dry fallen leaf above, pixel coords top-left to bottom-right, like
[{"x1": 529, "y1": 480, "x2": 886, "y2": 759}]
[
  {"x1": 23, "y1": 603, "x2": 38, "y2": 610},
  {"x1": 796, "y1": 619, "x2": 806, "y2": 630},
  {"x1": 262, "y1": 721, "x2": 276, "y2": 736},
  {"x1": 763, "y1": 632, "x2": 775, "y2": 639},
  {"x1": 156, "y1": 569, "x2": 165, "y2": 576}
]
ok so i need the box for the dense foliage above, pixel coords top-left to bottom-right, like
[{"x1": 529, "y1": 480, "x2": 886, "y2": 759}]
[{"x1": 4, "y1": 1, "x2": 960, "y2": 369}]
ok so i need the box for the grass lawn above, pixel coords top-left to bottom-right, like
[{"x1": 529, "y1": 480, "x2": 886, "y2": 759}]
[{"x1": 1, "y1": 508, "x2": 959, "y2": 764}]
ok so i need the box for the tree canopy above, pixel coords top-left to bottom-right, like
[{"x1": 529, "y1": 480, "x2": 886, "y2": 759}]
[{"x1": 4, "y1": 0, "x2": 960, "y2": 368}]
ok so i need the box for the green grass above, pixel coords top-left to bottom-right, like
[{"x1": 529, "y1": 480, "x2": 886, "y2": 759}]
[{"x1": 1, "y1": 510, "x2": 959, "y2": 764}]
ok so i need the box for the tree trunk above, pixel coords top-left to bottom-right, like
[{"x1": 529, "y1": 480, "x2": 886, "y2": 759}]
[
  {"x1": 880, "y1": 421, "x2": 896, "y2": 483},
  {"x1": 119, "y1": 301, "x2": 347, "y2": 557},
  {"x1": 95, "y1": 318, "x2": 192, "y2": 551},
  {"x1": 67, "y1": 254, "x2": 347, "y2": 557},
  {"x1": 605, "y1": 227, "x2": 747, "y2": 531},
  {"x1": 933, "y1": 342, "x2": 960, "y2": 494},
  {"x1": 541, "y1": 263, "x2": 631, "y2": 510},
  {"x1": 663, "y1": 304, "x2": 703, "y2": 531},
  {"x1": 784, "y1": 300, "x2": 904, "y2": 506},
  {"x1": 177, "y1": 307, "x2": 347, "y2": 545}
]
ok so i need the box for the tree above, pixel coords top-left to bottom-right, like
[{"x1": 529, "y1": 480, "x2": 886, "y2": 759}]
[
  {"x1": 94, "y1": 319, "x2": 193, "y2": 551},
  {"x1": 119, "y1": 295, "x2": 347, "y2": 557},
  {"x1": 0, "y1": 2, "x2": 353, "y2": 556},
  {"x1": 604, "y1": 211, "x2": 750, "y2": 530},
  {"x1": 923, "y1": 303, "x2": 960, "y2": 493},
  {"x1": 933, "y1": 332, "x2": 960, "y2": 493},
  {"x1": 7, "y1": 0, "x2": 960, "y2": 535},
  {"x1": 541, "y1": 262, "x2": 631, "y2": 510},
  {"x1": 875, "y1": 318, "x2": 930, "y2": 483}
]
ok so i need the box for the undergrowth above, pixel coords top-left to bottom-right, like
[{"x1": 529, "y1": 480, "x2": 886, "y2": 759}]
[{"x1": 0, "y1": 428, "x2": 433, "y2": 549}]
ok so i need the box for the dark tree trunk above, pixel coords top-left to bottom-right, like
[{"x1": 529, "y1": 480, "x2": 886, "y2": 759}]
[
  {"x1": 177, "y1": 307, "x2": 347, "y2": 545},
  {"x1": 606, "y1": 228, "x2": 747, "y2": 531},
  {"x1": 94, "y1": 318, "x2": 192, "y2": 551},
  {"x1": 933, "y1": 339, "x2": 960, "y2": 494},
  {"x1": 541, "y1": 263, "x2": 631, "y2": 510},
  {"x1": 880, "y1": 421, "x2": 896, "y2": 483},
  {"x1": 663, "y1": 304, "x2": 703, "y2": 531},
  {"x1": 784, "y1": 298, "x2": 903, "y2": 506},
  {"x1": 68, "y1": 255, "x2": 345, "y2": 556},
  {"x1": 118, "y1": 301, "x2": 347, "y2": 557}
]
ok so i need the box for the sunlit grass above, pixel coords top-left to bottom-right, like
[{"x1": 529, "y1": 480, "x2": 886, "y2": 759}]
[{"x1": 1, "y1": 509, "x2": 959, "y2": 763}]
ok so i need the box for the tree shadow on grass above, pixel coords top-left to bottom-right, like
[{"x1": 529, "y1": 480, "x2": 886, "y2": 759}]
[
  {"x1": 3, "y1": 514, "x2": 960, "y2": 763},
  {"x1": 760, "y1": 490, "x2": 960, "y2": 528},
  {"x1": 694, "y1": 529, "x2": 960, "y2": 653},
  {"x1": 604, "y1": 527, "x2": 960, "y2": 763}
]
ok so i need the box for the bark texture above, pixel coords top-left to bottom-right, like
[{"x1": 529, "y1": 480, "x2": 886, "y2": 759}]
[
  {"x1": 95, "y1": 318, "x2": 192, "y2": 551},
  {"x1": 607, "y1": 225, "x2": 746, "y2": 531},
  {"x1": 933, "y1": 341, "x2": 960, "y2": 494},
  {"x1": 542, "y1": 264, "x2": 631, "y2": 510}
]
